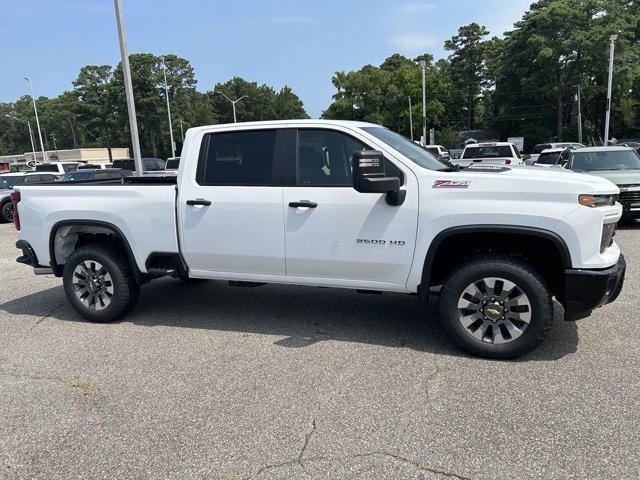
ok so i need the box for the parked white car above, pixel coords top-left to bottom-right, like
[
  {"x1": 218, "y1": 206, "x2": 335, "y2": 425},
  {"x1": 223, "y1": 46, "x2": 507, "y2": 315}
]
[
  {"x1": 423, "y1": 145, "x2": 450, "y2": 159},
  {"x1": 452, "y1": 142, "x2": 526, "y2": 168},
  {"x1": 533, "y1": 148, "x2": 565, "y2": 168},
  {"x1": 531, "y1": 142, "x2": 585, "y2": 164},
  {"x1": 12, "y1": 120, "x2": 625, "y2": 359},
  {"x1": 34, "y1": 161, "x2": 82, "y2": 174}
]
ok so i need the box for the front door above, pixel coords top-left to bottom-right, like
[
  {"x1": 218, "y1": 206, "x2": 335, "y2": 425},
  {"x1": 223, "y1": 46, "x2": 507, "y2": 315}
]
[
  {"x1": 178, "y1": 128, "x2": 286, "y2": 277},
  {"x1": 283, "y1": 128, "x2": 418, "y2": 288}
]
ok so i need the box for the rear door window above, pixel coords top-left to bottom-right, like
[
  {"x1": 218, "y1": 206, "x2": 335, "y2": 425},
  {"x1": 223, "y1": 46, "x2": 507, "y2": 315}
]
[{"x1": 197, "y1": 130, "x2": 277, "y2": 186}]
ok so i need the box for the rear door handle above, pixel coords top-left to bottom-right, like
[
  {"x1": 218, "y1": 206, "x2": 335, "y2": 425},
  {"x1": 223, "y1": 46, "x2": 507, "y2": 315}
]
[
  {"x1": 289, "y1": 200, "x2": 317, "y2": 208},
  {"x1": 186, "y1": 199, "x2": 211, "y2": 206}
]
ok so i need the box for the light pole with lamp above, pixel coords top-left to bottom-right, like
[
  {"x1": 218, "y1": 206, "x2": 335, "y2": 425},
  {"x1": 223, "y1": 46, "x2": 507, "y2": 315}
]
[
  {"x1": 418, "y1": 60, "x2": 427, "y2": 145},
  {"x1": 24, "y1": 77, "x2": 47, "y2": 162},
  {"x1": 160, "y1": 57, "x2": 176, "y2": 158},
  {"x1": 113, "y1": 0, "x2": 143, "y2": 175},
  {"x1": 603, "y1": 34, "x2": 618, "y2": 145},
  {"x1": 216, "y1": 91, "x2": 248, "y2": 123}
]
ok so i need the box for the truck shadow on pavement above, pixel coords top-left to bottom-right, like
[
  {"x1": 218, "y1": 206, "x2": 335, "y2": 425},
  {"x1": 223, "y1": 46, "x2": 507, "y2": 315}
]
[{"x1": 0, "y1": 279, "x2": 578, "y2": 361}]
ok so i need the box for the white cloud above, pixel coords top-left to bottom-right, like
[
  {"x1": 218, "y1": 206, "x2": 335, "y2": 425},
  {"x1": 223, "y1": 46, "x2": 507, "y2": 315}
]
[
  {"x1": 386, "y1": 2, "x2": 439, "y2": 53},
  {"x1": 388, "y1": 32, "x2": 438, "y2": 51}
]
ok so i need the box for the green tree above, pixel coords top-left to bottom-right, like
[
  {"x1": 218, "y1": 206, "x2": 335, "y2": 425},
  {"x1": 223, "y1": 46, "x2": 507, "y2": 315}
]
[
  {"x1": 273, "y1": 86, "x2": 309, "y2": 119},
  {"x1": 444, "y1": 23, "x2": 491, "y2": 130}
]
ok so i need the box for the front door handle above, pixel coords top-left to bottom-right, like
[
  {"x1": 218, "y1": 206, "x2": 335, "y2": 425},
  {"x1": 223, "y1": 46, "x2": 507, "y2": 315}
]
[
  {"x1": 289, "y1": 200, "x2": 317, "y2": 208},
  {"x1": 186, "y1": 199, "x2": 211, "y2": 206}
]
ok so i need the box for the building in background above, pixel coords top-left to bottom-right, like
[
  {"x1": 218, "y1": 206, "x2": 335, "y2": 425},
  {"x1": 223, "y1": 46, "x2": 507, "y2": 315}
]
[{"x1": 1, "y1": 148, "x2": 130, "y2": 172}]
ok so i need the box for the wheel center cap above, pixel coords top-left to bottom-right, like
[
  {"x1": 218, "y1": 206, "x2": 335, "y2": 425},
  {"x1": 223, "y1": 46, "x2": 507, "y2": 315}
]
[{"x1": 485, "y1": 303, "x2": 503, "y2": 321}]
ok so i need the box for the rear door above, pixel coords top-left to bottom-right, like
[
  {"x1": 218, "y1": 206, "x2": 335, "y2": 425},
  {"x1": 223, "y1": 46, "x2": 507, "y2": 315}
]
[
  {"x1": 178, "y1": 128, "x2": 286, "y2": 277},
  {"x1": 282, "y1": 127, "x2": 418, "y2": 288}
]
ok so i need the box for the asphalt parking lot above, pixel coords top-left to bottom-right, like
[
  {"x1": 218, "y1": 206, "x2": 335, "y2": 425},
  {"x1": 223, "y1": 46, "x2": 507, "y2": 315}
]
[{"x1": 1, "y1": 222, "x2": 639, "y2": 480}]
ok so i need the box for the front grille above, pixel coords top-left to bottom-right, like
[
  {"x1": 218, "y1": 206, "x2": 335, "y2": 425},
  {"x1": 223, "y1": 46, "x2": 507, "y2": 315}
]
[
  {"x1": 600, "y1": 222, "x2": 616, "y2": 253},
  {"x1": 619, "y1": 190, "x2": 640, "y2": 206}
]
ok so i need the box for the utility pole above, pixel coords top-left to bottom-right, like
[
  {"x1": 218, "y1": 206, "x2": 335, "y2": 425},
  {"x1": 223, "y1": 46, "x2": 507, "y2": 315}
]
[
  {"x1": 216, "y1": 91, "x2": 248, "y2": 123},
  {"x1": 51, "y1": 133, "x2": 59, "y2": 159},
  {"x1": 178, "y1": 118, "x2": 185, "y2": 142},
  {"x1": 5, "y1": 114, "x2": 37, "y2": 163},
  {"x1": 24, "y1": 77, "x2": 47, "y2": 162},
  {"x1": 604, "y1": 34, "x2": 618, "y2": 146},
  {"x1": 408, "y1": 97, "x2": 414, "y2": 141},
  {"x1": 419, "y1": 60, "x2": 427, "y2": 146},
  {"x1": 574, "y1": 85, "x2": 583, "y2": 144},
  {"x1": 161, "y1": 58, "x2": 176, "y2": 158},
  {"x1": 113, "y1": 0, "x2": 143, "y2": 175}
]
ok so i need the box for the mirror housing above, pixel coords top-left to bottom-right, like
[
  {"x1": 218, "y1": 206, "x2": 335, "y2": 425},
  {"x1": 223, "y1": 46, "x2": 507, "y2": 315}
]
[{"x1": 352, "y1": 150, "x2": 400, "y2": 193}]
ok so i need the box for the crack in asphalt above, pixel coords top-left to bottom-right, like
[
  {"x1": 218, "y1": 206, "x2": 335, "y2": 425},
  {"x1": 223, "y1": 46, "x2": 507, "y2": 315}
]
[
  {"x1": 0, "y1": 370, "x2": 96, "y2": 412},
  {"x1": 353, "y1": 451, "x2": 473, "y2": 480},
  {"x1": 27, "y1": 300, "x2": 68, "y2": 332},
  {"x1": 249, "y1": 414, "x2": 319, "y2": 478}
]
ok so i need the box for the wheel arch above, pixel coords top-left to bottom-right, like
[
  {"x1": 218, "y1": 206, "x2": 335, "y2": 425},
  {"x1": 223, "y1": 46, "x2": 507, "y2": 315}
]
[
  {"x1": 420, "y1": 225, "x2": 572, "y2": 301},
  {"x1": 49, "y1": 219, "x2": 143, "y2": 283}
]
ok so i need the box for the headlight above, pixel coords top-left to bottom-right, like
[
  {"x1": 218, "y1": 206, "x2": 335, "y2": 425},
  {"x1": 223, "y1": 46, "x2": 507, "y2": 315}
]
[{"x1": 578, "y1": 194, "x2": 617, "y2": 207}]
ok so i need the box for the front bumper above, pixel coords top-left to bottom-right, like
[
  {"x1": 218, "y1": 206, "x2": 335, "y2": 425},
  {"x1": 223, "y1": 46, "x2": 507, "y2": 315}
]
[{"x1": 563, "y1": 254, "x2": 626, "y2": 320}]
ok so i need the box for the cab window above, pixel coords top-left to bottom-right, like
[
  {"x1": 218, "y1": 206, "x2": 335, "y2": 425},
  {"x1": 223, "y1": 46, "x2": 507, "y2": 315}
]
[{"x1": 296, "y1": 129, "x2": 402, "y2": 186}]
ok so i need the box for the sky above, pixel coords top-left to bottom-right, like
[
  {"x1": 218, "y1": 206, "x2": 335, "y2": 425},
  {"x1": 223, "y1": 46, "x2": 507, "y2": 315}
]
[{"x1": 0, "y1": 0, "x2": 532, "y2": 118}]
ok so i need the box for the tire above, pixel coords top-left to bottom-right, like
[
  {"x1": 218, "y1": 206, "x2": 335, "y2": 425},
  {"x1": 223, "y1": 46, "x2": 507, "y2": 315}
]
[
  {"x1": 439, "y1": 254, "x2": 553, "y2": 359},
  {"x1": 63, "y1": 243, "x2": 140, "y2": 323},
  {"x1": 0, "y1": 201, "x2": 13, "y2": 223}
]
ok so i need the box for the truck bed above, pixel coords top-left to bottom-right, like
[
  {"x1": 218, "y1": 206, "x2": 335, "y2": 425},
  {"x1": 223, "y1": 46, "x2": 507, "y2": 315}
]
[{"x1": 15, "y1": 183, "x2": 179, "y2": 273}]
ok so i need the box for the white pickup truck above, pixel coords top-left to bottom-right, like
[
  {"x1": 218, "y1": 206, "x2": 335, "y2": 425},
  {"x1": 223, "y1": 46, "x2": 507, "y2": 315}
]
[
  {"x1": 453, "y1": 142, "x2": 527, "y2": 168},
  {"x1": 12, "y1": 120, "x2": 625, "y2": 359}
]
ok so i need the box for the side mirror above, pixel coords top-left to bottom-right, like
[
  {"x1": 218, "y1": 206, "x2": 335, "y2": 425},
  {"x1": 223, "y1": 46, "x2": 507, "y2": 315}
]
[
  {"x1": 352, "y1": 150, "x2": 404, "y2": 206},
  {"x1": 352, "y1": 150, "x2": 400, "y2": 193}
]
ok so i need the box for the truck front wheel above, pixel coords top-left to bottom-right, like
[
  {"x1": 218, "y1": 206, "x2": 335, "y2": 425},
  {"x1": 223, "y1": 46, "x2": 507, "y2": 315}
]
[
  {"x1": 63, "y1": 243, "x2": 140, "y2": 323},
  {"x1": 439, "y1": 254, "x2": 554, "y2": 359}
]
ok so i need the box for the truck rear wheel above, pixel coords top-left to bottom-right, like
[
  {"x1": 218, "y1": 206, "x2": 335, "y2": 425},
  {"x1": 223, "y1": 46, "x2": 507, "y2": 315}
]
[
  {"x1": 63, "y1": 243, "x2": 140, "y2": 323},
  {"x1": 439, "y1": 254, "x2": 553, "y2": 359}
]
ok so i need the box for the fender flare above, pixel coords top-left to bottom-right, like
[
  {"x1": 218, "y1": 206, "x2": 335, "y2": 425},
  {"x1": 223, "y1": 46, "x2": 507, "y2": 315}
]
[
  {"x1": 420, "y1": 224, "x2": 572, "y2": 289},
  {"x1": 48, "y1": 219, "x2": 142, "y2": 282}
]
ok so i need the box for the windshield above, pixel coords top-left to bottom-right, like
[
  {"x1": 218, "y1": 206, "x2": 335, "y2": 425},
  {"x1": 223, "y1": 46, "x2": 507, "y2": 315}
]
[
  {"x1": 463, "y1": 146, "x2": 512, "y2": 159},
  {"x1": 572, "y1": 150, "x2": 640, "y2": 171},
  {"x1": 35, "y1": 164, "x2": 58, "y2": 172},
  {"x1": 59, "y1": 171, "x2": 93, "y2": 182},
  {"x1": 0, "y1": 176, "x2": 22, "y2": 189},
  {"x1": 536, "y1": 151, "x2": 561, "y2": 165},
  {"x1": 361, "y1": 127, "x2": 449, "y2": 170}
]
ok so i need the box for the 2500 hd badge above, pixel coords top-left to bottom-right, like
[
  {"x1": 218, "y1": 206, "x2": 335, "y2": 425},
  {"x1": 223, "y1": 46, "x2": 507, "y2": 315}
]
[{"x1": 356, "y1": 239, "x2": 406, "y2": 245}]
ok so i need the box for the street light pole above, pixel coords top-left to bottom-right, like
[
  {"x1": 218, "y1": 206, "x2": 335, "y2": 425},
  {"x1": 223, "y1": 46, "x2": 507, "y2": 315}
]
[
  {"x1": 419, "y1": 60, "x2": 427, "y2": 146},
  {"x1": 24, "y1": 77, "x2": 47, "y2": 162},
  {"x1": 574, "y1": 84, "x2": 583, "y2": 144},
  {"x1": 604, "y1": 34, "x2": 618, "y2": 145},
  {"x1": 161, "y1": 58, "x2": 176, "y2": 158},
  {"x1": 408, "y1": 97, "x2": 414, "y2": 141},
  {"x1": 113, "y1": 0, "x2": 143, "y2": 175},
  {"x1": 217, "y1": 91, "x2": 248, "y2": 123},
  {"x1": 51, "y1": 133, "x2": 59, "y2": 159},
  {"x1": 178, "y1": 118, "x2": 185, "y2": 142},
  {"x1": 5, "y1": 114, "x2": 37, "y2": 163}
]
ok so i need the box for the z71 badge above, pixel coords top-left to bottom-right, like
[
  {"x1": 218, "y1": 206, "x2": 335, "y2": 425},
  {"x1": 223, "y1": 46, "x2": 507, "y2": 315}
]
[{"x1": 433, "y1": 180, "x2": 470, "y2": 189}]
